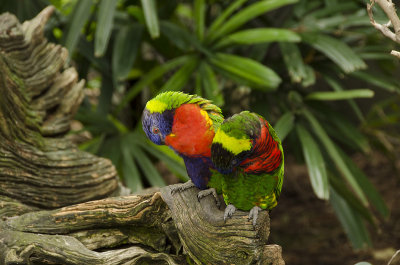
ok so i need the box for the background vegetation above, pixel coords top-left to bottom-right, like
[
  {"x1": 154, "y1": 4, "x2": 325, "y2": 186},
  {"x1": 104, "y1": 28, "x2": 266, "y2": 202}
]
[{"x1": 2, "y1": 0, "x2": 399, "y2": 251}]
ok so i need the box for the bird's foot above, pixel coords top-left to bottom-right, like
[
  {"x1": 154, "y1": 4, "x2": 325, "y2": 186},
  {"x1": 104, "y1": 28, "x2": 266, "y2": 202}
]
[
  {"x1": 197, "y1": 188, "x2": 221, "y2": 208},
  {"x1": 223, "y1": 204, "x2": 237, "y2": 222},
  {"x1": 170, "y1": 180, "x2": 195, "y2": 195},
  {"x1": 248, "y1": 206, "x2": 262, "y2": 227}
]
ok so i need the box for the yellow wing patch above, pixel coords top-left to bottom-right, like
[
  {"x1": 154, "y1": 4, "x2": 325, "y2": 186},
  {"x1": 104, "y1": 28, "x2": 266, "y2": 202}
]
[
  {"x1": 213, "y1": 128, "x2": 252, "y2": 155},
  {"x1": 200, "y1": 109, "x2": 213, "y2": 129},
  {"x1": 146, "y1": 99, "x2": 168, "y2": 113}
]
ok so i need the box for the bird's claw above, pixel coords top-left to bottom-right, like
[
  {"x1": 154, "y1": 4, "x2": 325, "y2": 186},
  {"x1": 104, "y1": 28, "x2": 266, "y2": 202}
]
[
  {"x1": 170, "y1": 180, "x2": 195, "y2": 195},
  {"x1": 248, "y1": 206, "x2": 262, "y2": 227},
  {"x1": 197, "y1": 188, "x2": 221, "y2": 208},
  {"x1": 223, "y1": 204, "x2": 237, "y2": 222}
]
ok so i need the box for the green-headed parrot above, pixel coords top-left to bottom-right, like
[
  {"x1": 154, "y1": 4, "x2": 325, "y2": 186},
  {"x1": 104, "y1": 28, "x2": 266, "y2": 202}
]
[{"x1": 211, "y1": 111, "x2": 284, "y2": 225}]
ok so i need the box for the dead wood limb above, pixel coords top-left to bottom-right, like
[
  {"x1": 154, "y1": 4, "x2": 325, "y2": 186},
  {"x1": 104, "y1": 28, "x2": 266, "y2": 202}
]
[
  {"x1": 0, "y1": 228, "x2": 185, "y2": 265},
  {"x1": 1, "y1": 186, "x2": 284, "y2": 264},
  {"x1": 0, "y1": 191, "x2": 184, "y2": 265},
  {"x1": 161, "y1": 184, "x2": 273, "y2": 264},
  {"x1": 367, "y1": 0, "x2": 400, "y2": 58}
]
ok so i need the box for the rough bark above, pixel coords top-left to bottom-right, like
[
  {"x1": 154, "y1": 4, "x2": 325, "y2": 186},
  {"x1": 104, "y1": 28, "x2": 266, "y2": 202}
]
[
  {"x1": 0, "y1": 6, "x2": 285, "y2": 265},
  {"x1": 161, "y1": 184, "x2": 274, "y2": 264},
  {"x1": 0, "y1": 6, "x2": 119, "y2": 209},
  {"x1": 1, "y1": 187, "x2": 284, "y2": 265}
]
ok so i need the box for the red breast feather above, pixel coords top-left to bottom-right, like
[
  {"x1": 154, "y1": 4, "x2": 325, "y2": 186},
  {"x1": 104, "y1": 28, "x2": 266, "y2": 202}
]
[{"x1": 165, "y1": 104, "x2": 214, "y2": 157}]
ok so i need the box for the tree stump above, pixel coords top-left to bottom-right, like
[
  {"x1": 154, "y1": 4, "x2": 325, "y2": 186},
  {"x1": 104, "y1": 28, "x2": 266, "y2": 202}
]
[{"x1": 0, "y1": 6, "x2": 285, "y2": 265}]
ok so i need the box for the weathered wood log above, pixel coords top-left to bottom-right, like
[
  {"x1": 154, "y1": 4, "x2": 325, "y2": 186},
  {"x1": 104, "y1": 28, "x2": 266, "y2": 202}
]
[
  {"x1": 0, "y1": 191, "x2": 185, "y2": 265},
  {"x1": 161, "y1": 185, "x2": 273, "y2": 264},
  {"x1": 0, "y1": 6, "x2": 285, "y2": 265},
  {"x1": 1, "y1": 187, "x2": 284, "y2": 264},
  {"x1": 0, "y1": 6, "x2": 119, "y2": 209}
]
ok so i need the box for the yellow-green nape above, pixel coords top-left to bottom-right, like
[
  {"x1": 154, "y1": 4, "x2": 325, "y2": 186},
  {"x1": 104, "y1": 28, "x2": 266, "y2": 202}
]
[
  {"x1": 146, "y1": 99, "x2": 168, "y2": 113},
  {"x1": 145, "y1": 91, "x2": 216, "y2": 114},
  {"x1": 213, "y1": 128, "x2": 252, "y2": 155}
]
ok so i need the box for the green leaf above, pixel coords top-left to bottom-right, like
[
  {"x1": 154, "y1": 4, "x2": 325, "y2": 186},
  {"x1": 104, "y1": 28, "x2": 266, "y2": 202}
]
[
  {"x1": 79, "y1": 134, "x2": 105, "y2": 154},
  {"x1": 160, "y1": 21, "x2": 213, "y2": 57},
  {"x1": 301, "y1": 33, "x2": 366, "y2": 73},
  {"x1": 274, "y1": 112, "x2": 294, "y2": 141},
  {"x1": 330, "y1": 188, "x2": 372, "y2": 249},
  {"x1": 141, "y1": 0, "x2": 160, "y2": 39},
  {"x1": 351, "y1": 71, "x2": 400, "y2": 93},
  {"x1": 323, "y1": 75, "x2": 364, "y2": 122},
  {"x1": 138, "y1": 140, "x2": 189, "y2": 181},
  {"x1": 108, "y1": 115, "x2": 129, "y2": 134},
  {"x1": 338, "y1": 149, "x2": 389, "y2": 218},
  {"x1": 199, "y1": 62, "x2": 224, "y2": 106},
  {"x1": 207, "y1": 0, "x2": 247, "y2": 38},
  {"x1": 159, "y1": 56, "x2": 199, "y2": 93},
  {"x1": 296, "y1": 124, "x2": 329, "y2": 200},
  {"x1": 247, "y1": 43, "x2": 270, "y2": 61},
  {"x1": 75, "y1": 106, "x2": 118, "y2": 135},
  {"x1": 207, "y1": 0, "x2": 298, "y2": 43},
  {"x1": 112, "y1": 24, "x2": 143, "y2": 81},
  {"x1": 77, "y1": 37, "x2": 110, "y2": 73},
  {"x1": 160, "y1": 21, "x2": 191, "y2": 50},
  {"x1": 121, "y1": 139, "x2": 143, "y2": 192},
  {"x1": 316, "y1": 103, "x2": 369, "y2": 153},
  {"x1": 97, "y1": 74, "x2": 114, "y2": 115},
  {"x1": 307, "y1": 2, "x2": 357, "y2": 18},
  {"x1": 306, "y1": 89, "x2": 374, "y2": 101},
  {"x1": 195, "y1": 70, "x2": 203, "y2": 96},
  {"x1": 279, "y1": 42, "x2": 314, "y2": 86},
  {"x1": 98, "y1": 136, "x2": 121, "y2": 167},
  {"x1": 126, "y1": 5, "x2": 145, "y2": 23},
  {"x1": 133, "y1": 146, "x2": 166, "y2": 188},
  {"x1": 358, "y1": 52, "x2": 394, "y2": 60},
  {"x1": 301, "y1": 65, "x2": 316, "y2": 87},
  {"x1": 194, "y1": 0, "x2": 205, "y2": 41},
  {"x1": 116, "y1": 55, "x2": 190, "y2": 114},
  {"x1": 209, "y1": 53, "x2": 281, "y2": 90},
  {"x1": 302, "y1": 109, "x2": 368, "y2": 206},
  {"x1": 95, "y1": 0, "x2": 118, "y2": 57},
  {"x1": 214, "y1": 28, "x2": 300, "y2": 49},
  {"x1": 327, "y1": 112, "x2": 370, "y2": 153},
  {"x1": 328, "y1": 173, "x2": 375, "y2": 225},
  {"x1": 62, "y1": 0, "x2": 93, "y2": 56}
]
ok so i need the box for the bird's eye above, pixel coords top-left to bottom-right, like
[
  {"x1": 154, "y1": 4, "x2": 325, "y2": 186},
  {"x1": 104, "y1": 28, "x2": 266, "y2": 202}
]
[
  {"x1": 232, "y1": 159, "x2": 238, "y2": 165},
  {"x1": 152, "y1": 127, "x2": 160, "y2": 134}
]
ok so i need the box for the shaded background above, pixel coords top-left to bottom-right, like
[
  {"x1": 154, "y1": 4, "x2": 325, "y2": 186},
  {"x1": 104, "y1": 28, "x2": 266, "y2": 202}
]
[{"x1": 1, "y1": 0, "x2": 399, "y2": 263}]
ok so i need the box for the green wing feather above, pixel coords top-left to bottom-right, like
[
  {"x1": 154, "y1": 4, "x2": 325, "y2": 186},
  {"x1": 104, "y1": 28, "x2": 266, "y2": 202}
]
[
  {"x1": 266, "y1": 121, "x2": 284, "y2": 199},
  {"x1": 211, "y1": 111, "x2": 284, "y2": 211}
]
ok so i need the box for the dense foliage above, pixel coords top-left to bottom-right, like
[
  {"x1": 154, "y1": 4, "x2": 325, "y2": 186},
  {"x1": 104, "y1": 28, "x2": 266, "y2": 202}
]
[{"x1": 2, "y1": 0, "x2": 399, "y2": 249}]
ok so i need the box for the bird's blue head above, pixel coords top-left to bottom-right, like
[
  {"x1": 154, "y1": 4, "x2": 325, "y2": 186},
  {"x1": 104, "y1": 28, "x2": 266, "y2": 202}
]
[{"x1": 142, "y1": 108, "x2": 174, "y2": 145}]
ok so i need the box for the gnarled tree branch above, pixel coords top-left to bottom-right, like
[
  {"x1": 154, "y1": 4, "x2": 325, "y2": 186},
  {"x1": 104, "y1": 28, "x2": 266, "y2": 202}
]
[
  {"x1": 1, "y1": 187, "x2": 284, "y2": 264},
  {"x1": 367, "y1": 0, "x2": 400, "y2": 58}
]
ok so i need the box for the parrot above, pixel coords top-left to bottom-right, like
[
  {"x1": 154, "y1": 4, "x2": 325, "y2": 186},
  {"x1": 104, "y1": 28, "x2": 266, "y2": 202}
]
[
  {"x1": 211, "y1": 111, "x2": 284, "y2": 226},
  {"x1": 142, "y1": 91, "x2": 224, "y2": 201}
]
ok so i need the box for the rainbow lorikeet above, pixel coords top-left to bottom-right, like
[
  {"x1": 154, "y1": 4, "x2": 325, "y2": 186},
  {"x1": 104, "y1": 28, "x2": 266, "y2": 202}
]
[
  {"x1": 211, "y1": 111, "x2": 284, "y2": 225},
  {"x1": 142, "y1": 91, "x2": 224, "y2": 200}
]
